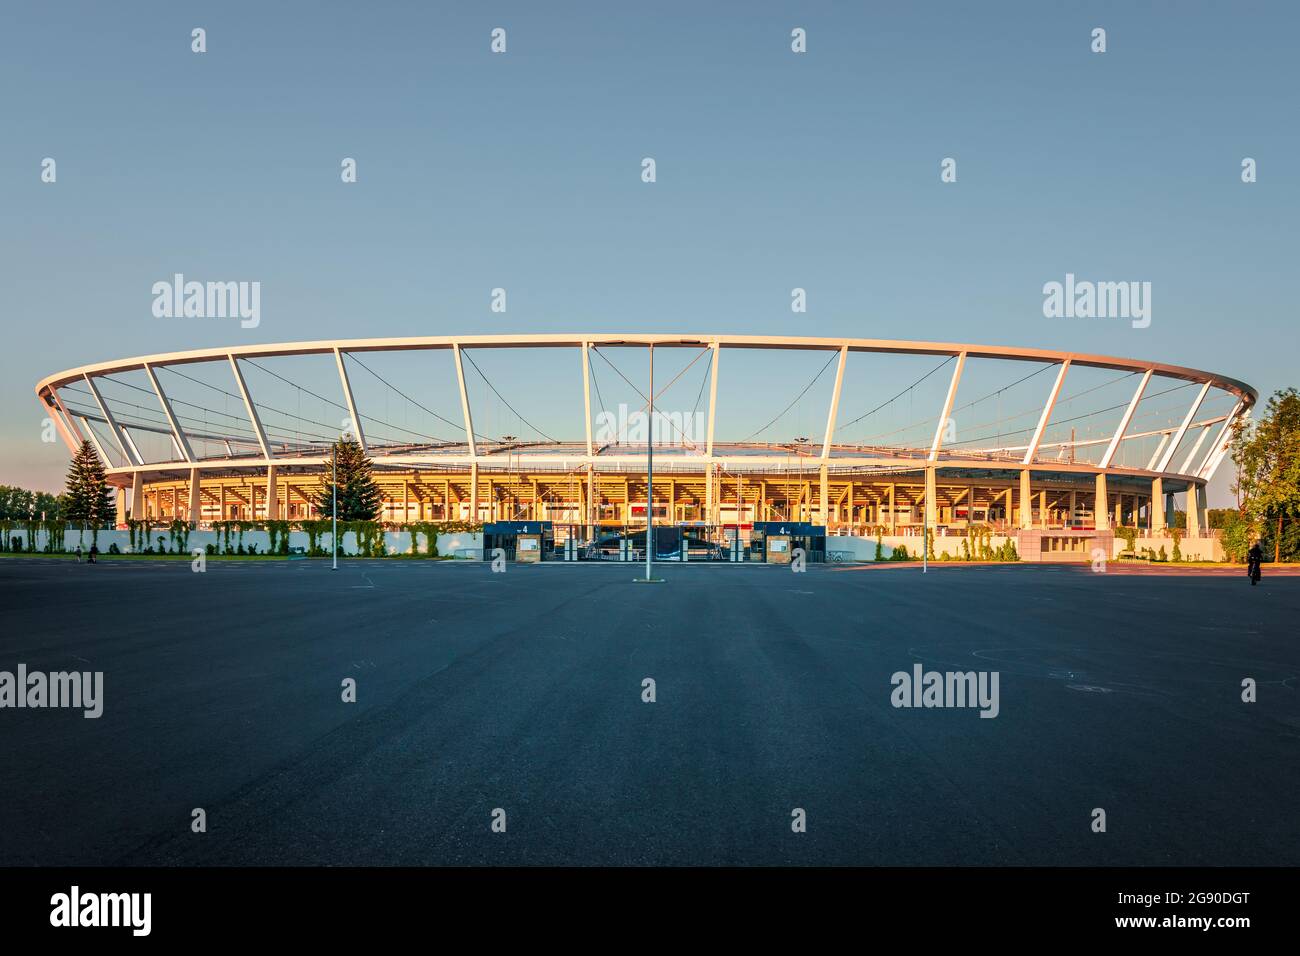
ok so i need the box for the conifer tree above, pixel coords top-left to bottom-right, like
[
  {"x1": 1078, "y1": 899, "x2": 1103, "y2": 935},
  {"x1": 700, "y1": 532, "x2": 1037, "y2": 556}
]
[
  {"x1": 316, "y1": 435, "x2": 381, "y2": 521},
  {"x1": 63, "y1": 440, "x2": 115, "y2": 542}
]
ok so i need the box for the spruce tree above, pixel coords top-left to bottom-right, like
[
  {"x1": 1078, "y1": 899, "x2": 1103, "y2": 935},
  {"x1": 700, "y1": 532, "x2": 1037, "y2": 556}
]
[
  {"x1": 317, "y1": 435, "x2": 381, "y2": 521},
  {"x1": 63, "y1": 440, "x2": 115, "y2": 541}
]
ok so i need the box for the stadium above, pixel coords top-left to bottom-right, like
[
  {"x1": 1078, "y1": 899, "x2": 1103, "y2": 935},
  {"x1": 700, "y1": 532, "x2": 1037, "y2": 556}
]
[{"x1": 34, "y1": 333, "x2": 1255, "y2": 561}]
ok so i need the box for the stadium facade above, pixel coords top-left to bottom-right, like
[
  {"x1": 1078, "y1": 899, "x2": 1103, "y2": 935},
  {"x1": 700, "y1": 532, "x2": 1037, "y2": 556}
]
[{"x1": 35, "y1": 334, "x2": 1255, "y2": 558}]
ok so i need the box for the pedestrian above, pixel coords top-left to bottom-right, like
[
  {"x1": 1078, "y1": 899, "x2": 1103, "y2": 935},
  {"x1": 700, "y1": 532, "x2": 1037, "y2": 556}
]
[
  {"x1": 75, "y1": 544, "x2": 83, "y2": 563},
  {"x1": 1247, "y1": 541, "x2": 1262, "y2": 586},
  {"x1": 88, "y1": 543, "x2": 98, "y2": 565}
]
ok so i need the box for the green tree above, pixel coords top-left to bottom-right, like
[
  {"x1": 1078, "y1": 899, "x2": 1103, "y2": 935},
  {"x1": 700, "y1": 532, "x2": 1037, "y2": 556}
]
[
  {"x1": 62, "y1": 440, "x2": 115, "y2": 541},
  {"x1": 316, "y1": 435, "x2": 381, "y2": 521},
  {"x1": 1230, "y1": 388, "x2": 1300, "y2": 562}
]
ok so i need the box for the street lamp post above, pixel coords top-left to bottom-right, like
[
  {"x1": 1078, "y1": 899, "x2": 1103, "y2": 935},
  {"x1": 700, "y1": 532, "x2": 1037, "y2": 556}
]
[
  {"x1": 922, "y1": 481, "x2": 928, "y2": 574},
  {"x1": 645, "y1": 344, "x2": 654, "y2": 582},
  {"x1": 794, "y1": 438, "x2": 809, "y2": 523},
  {"x1": 331, "y1": 440, "x2": 337, "y2": 571},
  {"x1": 501, "y1": 436, "x2": 517, "y2": 520}
]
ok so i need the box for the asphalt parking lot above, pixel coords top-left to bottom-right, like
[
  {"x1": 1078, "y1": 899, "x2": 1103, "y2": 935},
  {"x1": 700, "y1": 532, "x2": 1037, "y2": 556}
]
[{"x1": 2, "y1": 557, "x2": 1297, "y2": 866}]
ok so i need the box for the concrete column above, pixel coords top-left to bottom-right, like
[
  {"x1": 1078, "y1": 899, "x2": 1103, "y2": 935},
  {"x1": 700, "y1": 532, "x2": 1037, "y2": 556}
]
[
  {"x1": 470, "y1": 462, "x2": 480, "y2": 522},
  {"x1": 819, "y1": 464, "x2": 829, "y2": 526},
  {"x1": 585, "y1": 465, "x2": 594, "y2": 527},
  {"x1": 1019, "y1": 470, "x2": 1032, "y2": 530},
  {"x1": 924, "y1": 466, "x2": 937, "y2": 530},
  {"x1": 116, "y1": 486, "x2": 128, "y2": 526},
  {"x1": 1094, "y1": 473, "x2": 1109, "y2": 531},
  {"x1": 1151, "y1": 477, "x2": 1166, "y2": 532},
  {"x1": 1038, "y1": 490, "x2": 1047, "y2": 529},
  {"x1": 1068, "y1": 490, "x2": 1077, "y2": 527},
  {"x1": 1186, "y1": 485, "x2": 1201, "y2": 537},
  {"x1": 888, "y1": 483, "x2": 897, "y2": 535},
  {"x1": 1113, "y1": 493, "x2": 1122, "y2": 528},
  {"x1": 705, "y1": 466, "x2": 714, "y2": 526},
  {"x1": 402, "y1": 481, "x2": 409, "y2": 524},
  {"x1": 131, "y1": 472, "x2": 145, "y2": 520},
  {"x1": 265, "y1": 466, "x2": 279, "y2": 520},
  {"x1": 189, "y1": 468, "x2": 202, "y2": 525}
]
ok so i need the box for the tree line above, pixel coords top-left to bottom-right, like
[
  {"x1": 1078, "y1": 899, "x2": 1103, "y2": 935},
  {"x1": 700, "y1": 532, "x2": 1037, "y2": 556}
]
[{"x1": 1225, "y1": 387, "x2": 1300, "y2": 562}]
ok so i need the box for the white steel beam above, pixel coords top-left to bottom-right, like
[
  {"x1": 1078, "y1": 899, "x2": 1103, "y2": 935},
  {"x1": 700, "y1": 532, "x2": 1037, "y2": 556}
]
[
  {"x1": 120, "y1": 428, "x2": 145, "y2": 468},
  {"x1": 333, "y1": 348, "x2": 367, "y2": 453},
  {"x1": 35, "y1": 335, "x2": 1259, "y2": 429},
  {"x1": 39, "y1": 389, "x2": 82, "y2": 454},
  {"x1": 143, "y1": 362, "x2": 195, "y2": 462},
  {"x1": 822, "y1": 345, "x2": 849, "y2": 459},
  {"x1": 452, "y1": 344, "x2": 477, "y2": 459},
  {"x1": 582, "y1": 343, "x2": 593, "y2": 457},
  {"x1": 1145, "y1": 433, "x2": 1172, "y2": 472},
  {"x1": 84, "y1": 374, "x2": 138, "y2": 465},
  {"x1": 1098, "y1": 369, "x2": 1153, "y2": 470},
  {"x1": 705, "y1": 342, "x2": 720, "y2": 458},
  {"x1": 928, "y1": 352, "x2": 966, "y2": 461},
  {"x1": 1199, "y1": 400, "x2": 1246, "y2": 480},
  {"x1": 228, "y1": 355, "x2": 272, "y2": 460},
  {"x1": 1023, "y1": 360, "x2": 1071, "y2": 466},
  {"x1": 77, "y1": 416, "x2": 110, "y2": 464},
  {"x1": 1156, "y1": 381, "x2": 1211, "y2": 473},
  {"x1": 1178, "y1": 424, "x2": 1212, "y2": 475}
]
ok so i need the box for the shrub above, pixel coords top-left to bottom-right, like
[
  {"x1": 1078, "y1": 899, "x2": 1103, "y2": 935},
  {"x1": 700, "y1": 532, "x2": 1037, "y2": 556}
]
[
  {"x1": 108, "y1": 542, "x2": 121, "y2": 554},
  {"x1": 1217, "y1": 510, "x2": 1254, "y2": 563}
]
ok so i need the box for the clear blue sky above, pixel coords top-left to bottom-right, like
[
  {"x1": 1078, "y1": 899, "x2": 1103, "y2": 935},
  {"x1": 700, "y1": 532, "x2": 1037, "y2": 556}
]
[{"x1": 2, "y1": 1, "x2": 1296, "y2": 506}]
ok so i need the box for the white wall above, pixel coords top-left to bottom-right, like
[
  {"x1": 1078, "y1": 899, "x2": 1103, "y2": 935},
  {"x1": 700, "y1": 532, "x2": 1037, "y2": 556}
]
[
  {"x1": 20, "y1": 528, "x2": 485, "y2": 558},
  {"x1": 825, "y1": 534, "x2": 1011, "y2": 560},
  {"x1": 1126, "y1": 535, "x2": 1224, "y2": 561}
]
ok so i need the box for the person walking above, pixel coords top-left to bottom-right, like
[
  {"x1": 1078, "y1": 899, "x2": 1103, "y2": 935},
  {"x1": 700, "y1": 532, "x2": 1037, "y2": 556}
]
[
  {"x1": 88, "y1": 543, "x2": 98, "y2": 565},
  {"x1": 75, "y1": 544, "x2": 83, "y2": 563}
]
